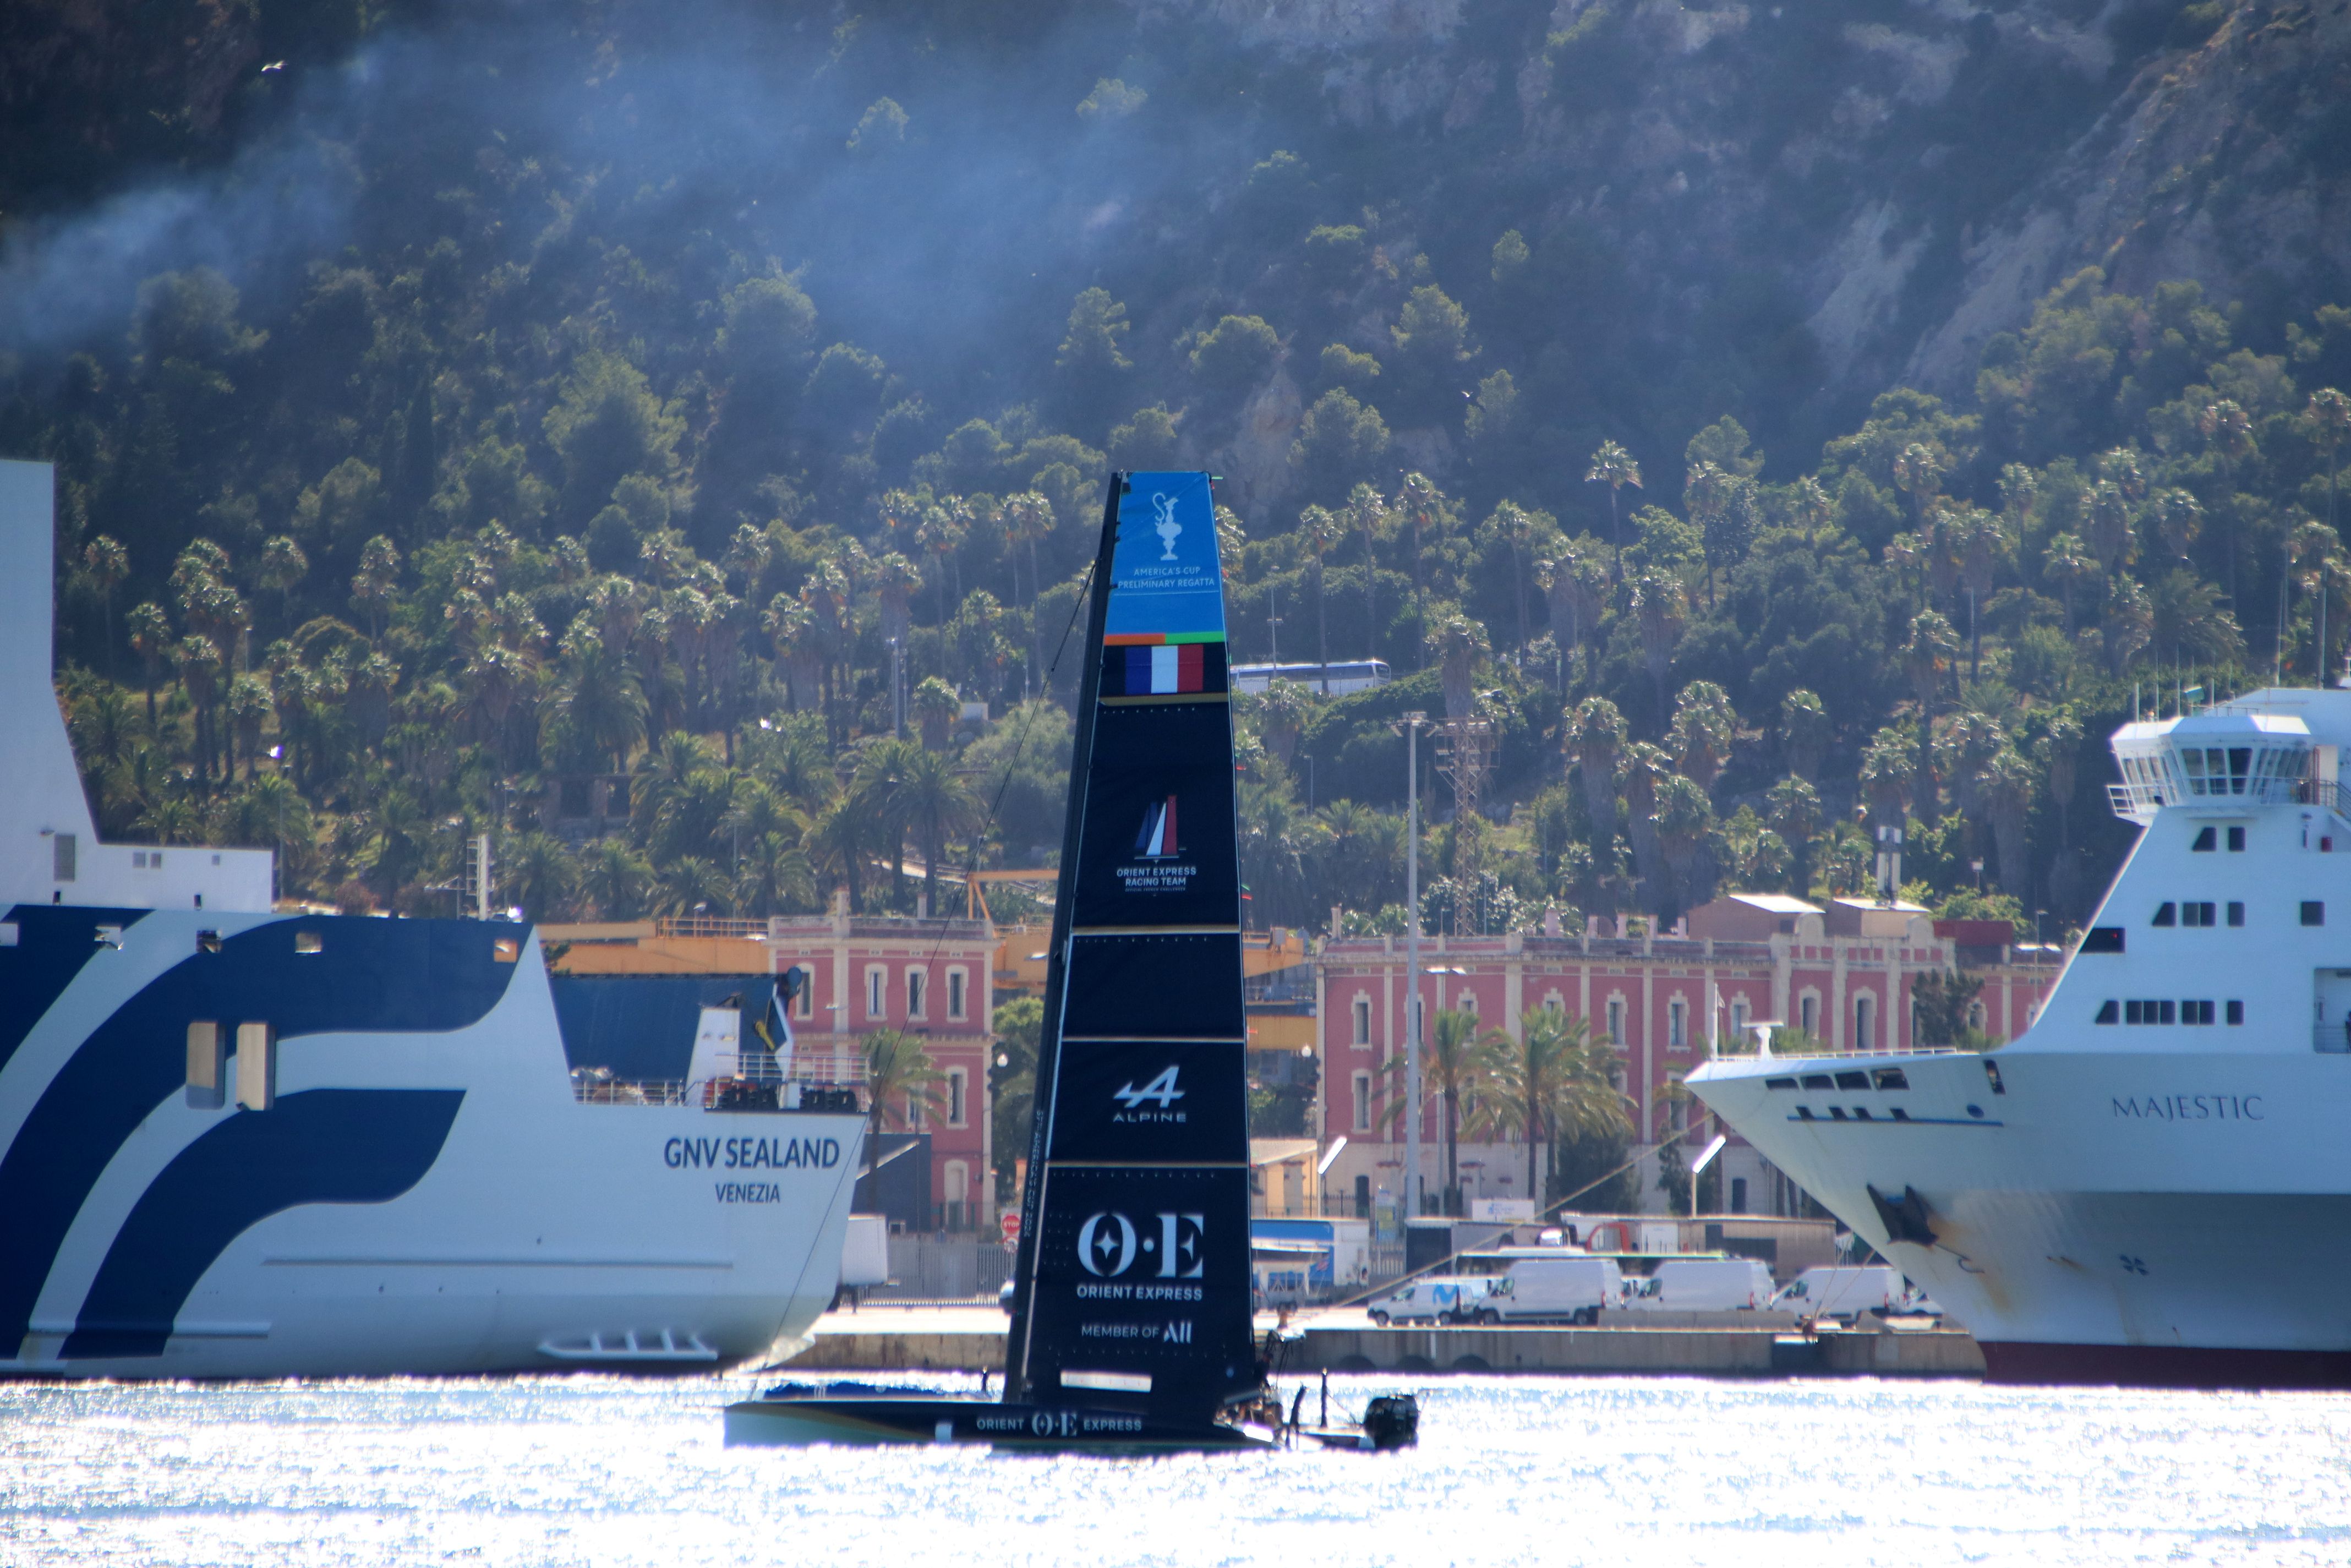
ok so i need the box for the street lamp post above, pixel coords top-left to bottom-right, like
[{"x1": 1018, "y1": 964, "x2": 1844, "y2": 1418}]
[{"x1": 1403, "y1": 710, "x2": 1426, "y2": 1220}]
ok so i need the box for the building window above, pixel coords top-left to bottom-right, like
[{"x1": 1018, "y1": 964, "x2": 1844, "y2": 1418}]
[
  {"x1": 866, "y1": 966, "x2": 885, "y2": 1019},
  {"x1": 947, "y1": 968, "x2": 967, "y2": 1020},
  {"x1": 1729, "y1": 1177, "x2": 1748, "y2": 1215},
  {"x1": 1799, "y1": 993, "x2": 1818, "y2": 1036},
  {"x1": 1352, "y1": 1071, "x2": 1372, "y2": 1133},
  {"x1": 2304, "y1": 902, "x2": 2326, "y2": 927},
  {"x1": 1459, "y1": 992, "x2": 1477, "y2": 1019},
  {"x1": 1606, "y1": 998, "x2": 1625, "y2": 1046},
  {"x1": 1668, "y1": 999, "x2": 1687, "y2": 1049},
  {"x1": 1855, "y1": 994, "x2": 1876, "y2": 1052},
  {"x1": 945, "y1": 1068, "x2": 967, "y2": 1127},
  {"x1": 1352, "y1": 995, "x2": 1371, "y2": 1047},
  {"x1": 1730, "y1": 999, "x2": 1749, "y2": 1036},
  {"x1": 906, "y1": 969, "x2": 927, "y2": 1020},
  {"x1": 796, "y1": 977, "x2": 814, "y2": 1019}
]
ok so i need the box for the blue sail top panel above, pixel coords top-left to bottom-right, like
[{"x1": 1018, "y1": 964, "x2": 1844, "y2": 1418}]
[{"x1": 1105, "y1": 473, "x2": 1224, "y2": 642}]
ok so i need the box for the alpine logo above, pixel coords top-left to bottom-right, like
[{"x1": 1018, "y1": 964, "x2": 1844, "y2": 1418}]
[
  {"x1": 1112, "y1": 1066, "x2": 1187, "y2": 1124},
  {"x1": 1075, "y1": 1211, "x2": 1207, "y2": 1280},
  {"x1": 1135, "y1": 796, "x2": 1179, "y2": 858}
]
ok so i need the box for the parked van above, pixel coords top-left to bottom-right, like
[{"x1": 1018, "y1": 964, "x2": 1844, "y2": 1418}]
[
  {"x1": 1365, "y1": 1276, "x2": 1495, "y2": 1326},
  {"x1": 1772, "y1": 1265, "x2": 1907, "y2": 1320},
  {"x1": 1481, "y1": 1257, "x2": 1623, "y2": 1325},
  {"x1": 1621, "y1": 1257, "x2": 1775, "y2": 1311}
]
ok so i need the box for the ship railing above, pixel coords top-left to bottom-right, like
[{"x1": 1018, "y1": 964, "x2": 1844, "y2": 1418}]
[
  {"x1": 2108, "y1": 774, "x2": 2319, "y2": 820},
  {"x1": 2316, "y1": 1027, "x2": 2351, "y2": 1055},
  {"x1": 569, "y1": 1056, "x2": 865, "y2": 1113}
]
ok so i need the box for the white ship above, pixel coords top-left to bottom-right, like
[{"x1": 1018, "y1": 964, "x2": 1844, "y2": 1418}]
[
  {"x1": 1692, "y1": 687, "x2": 2351, "y2": 1387},
  {"x1": 0, "y1": 460, "x2": 864, "y2": 1379}
]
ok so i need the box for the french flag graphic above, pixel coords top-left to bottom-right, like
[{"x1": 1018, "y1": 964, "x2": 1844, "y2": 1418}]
[
  {"x1": 1102, "y1": 639, "x2": 1224, "y2": 696},
  {"x1": 1135, "y1": 796, "x2": 1179, "y2": 859}
]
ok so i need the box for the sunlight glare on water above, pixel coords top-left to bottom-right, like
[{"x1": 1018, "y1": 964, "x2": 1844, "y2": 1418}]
[{"x1": 5, "y1": 1373, "x2": 2350, "y2": 1567}]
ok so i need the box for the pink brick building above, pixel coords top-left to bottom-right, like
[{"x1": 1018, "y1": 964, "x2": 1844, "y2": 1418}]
[{"x1": 1313, "y1": 895, "x2": 2060, "y2": 1218}]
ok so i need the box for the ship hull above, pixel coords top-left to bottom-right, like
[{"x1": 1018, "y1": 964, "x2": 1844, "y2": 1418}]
[
  {"x1": 724, "y1": 1394, "x2": 1274, "y2": 1451},
  {"x1": 1690, "y1": 1045, "x2": 2351, "y2": 1387},
  {"x1": 1, "y1": 905, "x2": 863, "y2": 1380}
]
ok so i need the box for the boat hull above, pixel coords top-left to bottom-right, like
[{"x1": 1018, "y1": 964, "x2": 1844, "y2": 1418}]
[
  {"x1": 1690, "y1": 1046, "x2": 2351, "y2": 1386},
  {"x1": 724, "y1": 1394, "x2": 1275, "y2": 1451},
  {"x1": 2, "y1": 906, "x2": 864, "y2": 1380}
]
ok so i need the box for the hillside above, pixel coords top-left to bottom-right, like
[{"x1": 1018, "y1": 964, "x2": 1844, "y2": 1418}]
[{"x1": 0, "y1": 0, "x2": 2346, "y2": 957}]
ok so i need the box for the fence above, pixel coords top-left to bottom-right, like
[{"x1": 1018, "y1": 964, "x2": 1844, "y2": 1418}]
[{"x1": 864, "y1": 1235, "x2": 1014, "y2": 1301}]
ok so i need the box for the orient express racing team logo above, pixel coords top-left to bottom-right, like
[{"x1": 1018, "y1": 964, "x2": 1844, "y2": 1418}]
[
  {"x1": 1112, "y1": 1066, "x2": 1186, "y2": 1126},
  {"x1": 1118, "y1": 795, "x2": 1195, "y2": 894},
  {"x1": 1075, "y1": 1211, "x2": 1206, "y2": 1279}
]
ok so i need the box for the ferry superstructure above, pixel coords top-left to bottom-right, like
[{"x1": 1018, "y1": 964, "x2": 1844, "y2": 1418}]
[
  {"x1": 0, "y1": 459, "x2": 865, "y2": 1379},
  {"x1": 1691, "y1": 687, "x2": 2351, "y2": 1386}
]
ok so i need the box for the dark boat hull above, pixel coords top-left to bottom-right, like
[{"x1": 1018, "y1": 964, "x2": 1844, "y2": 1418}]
[
  {"x1": 1981, "y1": 1340, "x2": 2351, "y2": 1390},
  {"x1": 723, "y1": 1395, "x2": 1275, "y2": 1451}
]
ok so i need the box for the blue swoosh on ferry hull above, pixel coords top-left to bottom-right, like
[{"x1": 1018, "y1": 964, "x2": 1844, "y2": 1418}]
[
  {"x1": 63, "y1": 1088, "x2": 466, "y2": 1359},
  {"x1": 0, "y1": 906, "x2": 149, "y2": 1078},
  {"x1": 0, "y1": 917, "x2": 519, "y2": 1350}
]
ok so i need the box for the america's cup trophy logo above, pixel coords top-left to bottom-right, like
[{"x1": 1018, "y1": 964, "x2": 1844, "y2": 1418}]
[{"x1": 1152, "y1": 491, "x2": 1182, "y2": 560}]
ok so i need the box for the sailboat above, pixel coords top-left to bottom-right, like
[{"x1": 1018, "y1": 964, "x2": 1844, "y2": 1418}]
[{"x1": 724, "y1": 473, "x2": 1417, "y2": 1451}]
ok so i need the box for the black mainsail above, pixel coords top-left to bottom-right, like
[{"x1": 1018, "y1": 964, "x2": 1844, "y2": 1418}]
[{"x1": 1000, "y1": 469, "x2": 1255, "y2": 1423}]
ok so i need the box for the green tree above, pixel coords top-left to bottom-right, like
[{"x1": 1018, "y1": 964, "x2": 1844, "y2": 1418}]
[
  {"x1": 863, "y1": 1027, "x2": 944, "y2": 1140},
  {"x1": 1481, "y1": 1006, "x2": 1631, "y2": 1206}
]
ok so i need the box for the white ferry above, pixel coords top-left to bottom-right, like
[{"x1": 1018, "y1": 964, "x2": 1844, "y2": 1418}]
[
  {"x1": 1692, "y1": 686, "x2": 2351, "y2": 1386},
  {"x1": 0, "y1": 460, "x2": 864, "y2": 1379}
]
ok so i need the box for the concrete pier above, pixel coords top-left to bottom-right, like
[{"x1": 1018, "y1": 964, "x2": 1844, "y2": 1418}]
[{"x1": 780, "y1": 1305, "x2": 1986, "y2": 1379}]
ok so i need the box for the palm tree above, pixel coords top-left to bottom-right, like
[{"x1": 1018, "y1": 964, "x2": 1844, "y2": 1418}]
[
  {"x1": 1778, "y1": 689, "x2": 1830, "y2": 783},
  {"x1": 1584, "y1": 440, "x2": 1641, "y2": 571},
  {"x1": 351, "y1": 536, "x2": 401, "y2": 641},
  {"x1": 550, "y1": 619, "x2": 647, "y2": 772},
  {"x1": 582, "y1": 839, "x2": 654, "y2": 919},
  {"x1": 2201, "y1": 398, "x2": 2256, "y2": 607},
  {"x1": 1345, "y1": 482, "x2": 1386, "y2": 655},
  {"x1": 1396, "y1": 473, "x2": 1439, "y2": 651},
  {"x1": 807, "y1": 791, "x2": 882, "y2": 913},
  {"x1": 127, "y1": 601, "x2": 171, "y2": 725},
  {"x1": 1667, "y1": 681, "x2": 1735, "y2": 793},
  {"x1": 1481, "y1": 1006, "x2": 1630, "y2": 1206},
  {"x1": 1766, "y1": 774, "x2": 1822, "y2": 895},
  {"x1": 736, "y1": 830, "x2": 816, "y2": 917},
  {"x1": 1381, "y1": 1007, "x2": 1503, "y2": 1212},
  {"x1": 2041, "y1": 532, "x2": 2096, "y2": 637},
  {"x1": 1298, "y1": 503, "x2": 1344, "y2": 689},
  {"x1": 1486, "y1": 500, "x2": 1538, "y2": 650},
  {"x1": 1570, "y1": 695, "x2": 1626, "y2": 854},
  {"x1": 1627, "y1": 572, "x2": 1685, "y2": 717},
  {"x1": 1002, "y1": 491, "x2": 1055, "y2": 689},
  {"x1": 1426, "y1": 611, "x2": 1488, "y2": 723},
  {"x1": 505, "y1": 830, "x2": 579, "y2": 922},
  {"x1": 912, "y1": 676, "x2": 960, "y2": 750},
  {"x1": 863, "y1": 1028, "x2": 945, "y2": 1142},
  {"x1": 82, "y1": 535, "x2": 128, "y2": 671},
  {"x1": 2311, "y1": 388, "x2": 2350, "y2": 539},
  {"x1": 888, "y1": 742, "x2": 983, "y2": 913},
  {"x1": 1902, "y1": 608, "x2": 1960, "y2": 719}
]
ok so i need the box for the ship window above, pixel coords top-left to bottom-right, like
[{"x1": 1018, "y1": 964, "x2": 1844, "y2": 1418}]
[
  {"x1": 2158, "y1": 999, "x2": 2177, "y2": 1024},
  {"x1": 52, "y1": 833, "x2": 75, "y2": 881},
  {"x1": 2304, "y1": 902, "x2": 2326, "y2": 927},
  {"x1": 1853, "y1": 1106, "x2": 1873, "y2": 1121},
  {"x1": 198, "y1": 929, "x2": 222, "y2": 954},
  {"x1": 2152, "y1": 902, "x2": 2177, "y2": 927},
  {"x1": 1983, "y1": 1059, "x2": 2005, "y2": 1095},
  {"x1": 1764, "y1": 1077, "x2": 1798, "y2": 1091},
  {"x1": 2192, "y1": 827, "x2": 2217, "y2": 852},
  {"x1": 1800, "y1": 1074, "x2": 1834, "y2": 1090},
  {"x1": 2228, "y1": 827, "x2": 2246, "y2": 851},
  {"x1": 1834, "y1": 1071, "x2": 1869, "y2": 1091},
  {"x1": 1828, "y1": 1106, "x2": 1848, "y2": 1121},
  {"x1": 236, "y1": 1022, "x2": 275, "y2": 1112},
  {"x1": 1872, "y1": 1068, "x2": 1910, "y2": 1090},
  {"x1": 185, "y1": 1022, "x2": 224, "y2": 1110},
  {"x1": 2080, "y1": 927, "x2": 2125, "y2": 953},
  {"x1": 2227, "y1": 1000, "x2": 2244, "y2": 1024},
  {"x1": 294, "y1": 931, "x2": 323, "y2": 954},
  {"x1": 2183, "y1": 999, "x2": 2216, "y2": 1025},
  {"x1": 493, "y1": 937, "x2": 520, "y2": 963},
  {"x1": 2180, "y1": 902, "x2": 2216, "y2": 928},
  {"x1": 2227, "y1": 902, "x2": 2245, "y2": 927},
  {"x1": 1796, "y1": 1106, "x2": 1816, "y2": 1121},
  {"x1": 1890, "y1": 1107, "x2": 1910, "y2": 1122},
  {"x1": 2096, "y1": 999, "x2": 2119, "y2": 1023}
]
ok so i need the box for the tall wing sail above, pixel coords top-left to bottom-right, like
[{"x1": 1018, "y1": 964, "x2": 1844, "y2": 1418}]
[{"x1": 1002, "y1": 472, "x2": 1255, "y2": 1421}]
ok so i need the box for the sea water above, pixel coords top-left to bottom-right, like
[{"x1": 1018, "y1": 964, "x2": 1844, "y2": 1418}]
[{"x1": 4, "y1": 1373, "x2": 2349, "y2": 1566}]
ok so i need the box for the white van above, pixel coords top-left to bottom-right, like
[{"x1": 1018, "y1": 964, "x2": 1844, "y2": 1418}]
[
  {"x1": 1483, "y1": 1257, "x2": 1623, "y2": 1325},
  {"x1": 1365, "y1": 1276, "x2": 1495, "y2": 1326},
  {"x1": 1622, "y1": 1257, "x2": 1775, "y2": 1311},
  {"x1": 1772, "y1": 1265, "x2": 1907, "y2": 1320}
]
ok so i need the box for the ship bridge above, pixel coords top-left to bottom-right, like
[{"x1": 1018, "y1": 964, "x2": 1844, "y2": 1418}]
[{"x1": 2104, "y1": 690, "x2": 2351, "y2": 826}]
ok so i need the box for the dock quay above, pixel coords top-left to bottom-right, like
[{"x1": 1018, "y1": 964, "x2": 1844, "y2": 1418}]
[{"x1": 780, "y1": 1305, "x2": 1987, "y2": 1379}]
